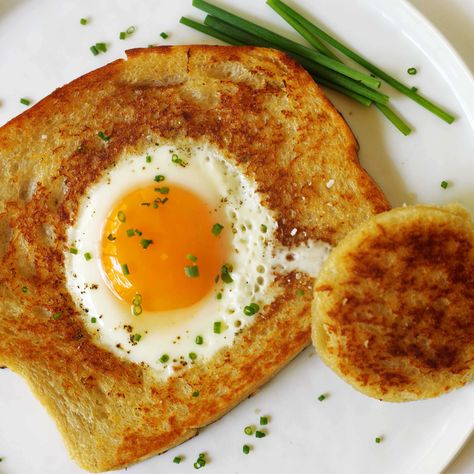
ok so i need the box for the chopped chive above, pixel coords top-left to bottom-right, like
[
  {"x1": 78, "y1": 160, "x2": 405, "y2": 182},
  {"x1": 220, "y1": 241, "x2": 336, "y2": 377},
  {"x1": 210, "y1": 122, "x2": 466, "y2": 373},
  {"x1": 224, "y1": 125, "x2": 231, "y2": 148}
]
[
  {"x1": 154, "y1": 174, "x2": 165, "y2": 182},
  {"x1": 90, "y1": 45, "x2": 99, "y2": 55},
  {"x1": 185, "y1": 265, "x2": 200, "y2": 278},
  {"x1": 195, "y1": 335, "x2": 204, "y2": 345},
  {"x1": 244, "y1": 425, "x2": 254, "y2": 435},
  {"x1": 84, "y1": 252, "x2": 92, "y2": 261},
  {"x1": 441, "y1": 180, "x2": 449, "y2": 189},
  {"x1": 95, "y1": 42, "x2": 107, "y2": 52},
  {"x1": 318, "y1": 393, "x2": 326, "y2": 401},
  {"x1": 91, "y1": 317, "x2": 97, "y2": 323},
  {"x1": 52, "y1": 312, "x2": 62, "y2": 320},
  {"x1": 187, "y1": 254, "x2": 198, "y2": 262},
  {"x1": 20, "y1": 98, "x2": 31, "y2": 106},
  {"x1": 211, "y1": 223, "x2": 224, "y2": 236},
  {"x1": 133, "y1": 333, "x2": 142, "y2": 342},
  {"x1": 117, "y1": 211, "x2": 126, "y2": 222},
  {"x1": 296, "y1": 289, "x2": 305, "y2": 297},
  {"x1": 189, "y1": 352, "x2": 197, "y2": 360},
  {"x1": 132, "y1": 294, "x2": 142, "y2": 306},
  {"x1": 132, "y1": 305, "x2": 143, "y2": 316},
  {"x1": 98, "y1": 131, "x2": 110, "y2": 142},
  {"x1": 155, "y1": 186, "x2": 169, "y2": 194},
  {"x1": 375, "y1": 436, "x2": 382, "y2": 444},
  {"x1": 244, "y1": 302, "x2": 259, "y2": 316},
  {"x1": 126, "y1": 228, "x2": 135, "y2": 237},
  {"x1": 407, "y1": 67, "x2": 417, "y2": 75},
  {"x1": 260, "y1": 224, "x2": 267, "y2": 233},
  {"x1": 171, "y1": 154, "x2": 186, "y2": 166},
  {"x1": 126, "y1": 25, "x2": 136, "y2": 35},
  {"x1": 173, "y1": 456, "x2": 182, "y2": 464},
  {"x1": 213, "y1": 321, "x2": 222, "y2": 333},
  {"x1": 140, "y1": 239, "x2": 154, "y2": 249},
  {"x1": 260, "y1": 416, "x2": 268, "y2": 425},
  {"x1": 146, "y1": 155, "x2": 152, "y2": 163},
  {"x1": 220, "y1": 264, "x2": 233, "y2": 283},
  {"x1": 69, "y1": 247, "x2": 78, "y2": 254},
  {"x1": 159, "y1": 354, "x2": 170, "y2": 363},
  {"x1": 107, "y1": 233, "x2": 116, "y2": 241},
  {"x1": 21, "y1": 286, "x2": 28, "y2": 293},
  {"x1": 192, "y1": 390, "x2": 200, "y2": 397},
  {"x1": 243, "y1": 444, "x2": 250, "y2": 454},
  {"x1": 160, "y1": 31, "x2": 169, "y2": 39},
  {"x1": 80, "y1": 18, "x2": 88, "y2": 25},
  {"x1": 121, "y1": 263, "x2": 130, "y2": 275},
  {"x1": 119, "y1": 31, "x2": 126, "y2": 40},
  {"x1": 135, "y1": 229, "x2": 143, "y2": 236},
  {"x1": 255, "y1": 430, "x2": 266, "y2": 438},
  {"x1": 193, "y1": 453, "x2": 206, "y2": 469},
  {"x1": 216, "y1": 292, "x2": 222, "y2": 300}
]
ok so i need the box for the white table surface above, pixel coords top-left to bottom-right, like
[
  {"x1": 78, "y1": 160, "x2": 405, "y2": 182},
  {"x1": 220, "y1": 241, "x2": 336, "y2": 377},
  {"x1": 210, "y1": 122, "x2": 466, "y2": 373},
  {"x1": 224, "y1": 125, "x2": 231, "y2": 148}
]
[{"x1": 407, "y1": 3, "x2": 474, "y2": 473}]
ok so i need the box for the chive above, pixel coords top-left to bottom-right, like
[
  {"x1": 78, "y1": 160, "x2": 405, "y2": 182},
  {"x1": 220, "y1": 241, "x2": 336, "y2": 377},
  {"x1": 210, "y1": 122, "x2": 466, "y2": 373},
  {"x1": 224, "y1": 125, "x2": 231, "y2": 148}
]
[
  {"x1": 260, "y1": 416, "x2": 268, "y2": 425},
  {"x1": 211, "y1": 223, "x2": 224, "y2": 236},
  {"x1": 407, "y1": 67, "x2": 417, "y2": 75},
  {"x1": 133, "y1": 333, "x2": 142, "y2": 342},
  {"x1": 375, "y1": 437, "x2": 382, "y2": 444},
  {"x1": 220, "y1": 264, "x2": 233, "y2": 283},
  {"x1": 117, "y1": 211, "x2": 126, "y2": 222},
  {"x1": 121, "y1": 263, "x2": 130, "y2": 275},
  {"x1": 244, "y1": 425, "x2": 254, "y2": 435},
  {"x1": 203, "y1": 15, "x2": 388, "y2": 105},
  {"x1": 192, "y1": 390, "x2": 200, "y2": 397},
  {"x1": 98, "y1": 131, "x2": 110, "y2": 142},
  {"x1": 154, "y1": 174, "x2": 165, "y2": 182},
  {"x1": 171, "y1": 154, "x2": 185, "y2": 166},
  {"x1": 318, "y1": 394, "x2": 326, "y2": 401},
  {"x1": 296, "y1": 289, "x2": 305, "y2": 297},
  {"x1": 69, "y1": 247, "x2": 78, "y2": 254},
  {"x1": 155, "y1": 186, "x2": 169, "y2": 194},
  {"x1": 195, "y1": 335, "x2": 204, "y2": 345},
  {"x1": 193, "y1": 453, "x2": 206, "y2": 469},
  {"x1": 132, "y1": 305, "x2": 143, "y2": 316},
  {"x1": 135, "y1": 229, "x2": 143, "y2": 236},
  {"x1": 140, "y1": 239, "x2": 153, "y2": 249},
  {"x1": 21, "y1": 286, "x2": 28, "y2": 293},
  {"x1": 126, "y1": 228, "x2": 135, "y2": 237},
  {"x1": 84, "y1": 252, "x2": 92, "y2": 261},
  {"x1": 126, "y1": 26, "x2": 136, "y2": 35},
  {"x1": 375, "y1": 103, "x2": 412, "y2": 136},
  {"x1": 268, "y1": 0, "x2": 455, "y2": 123},
  {"x1": 216, "y1": 292, "x2": 222, "y2": 300},
  {"x1": 187, "y1": 254, "x2": 198, "y2": 262},
  {"x1": 80, "y1": 18, "x2": 88, "y2": 25},
  {"x1": 160, "y1": 31, "x2": 169, "y2": 39},
  {"x1": 52, "y1": 312, "x2": 62, "y2": 320},
  {"x1": 173, "y1": 456, "x2": 182, "y2": 464},
  {"x1": 180, "y1": 17, "x2": 245, "y2": 45},
  {"x1": 189, "y1": 352, "x2": 197, "y2": 360},
  {"x1": 160, "y1": 354, "x2": 170, "y2": 363},
  {"x1": 107, "y1": 233, "x2": 116, "y2": 241},
  {"x1": 95, "y1": 42, "x2": 107, "y2": 53},
  {"x1": 132, "y1": 294, "x2": 142, "y2": 306},
  {"x1": 91, "y1": 317, "x2": 97, "y2": 323},
  {"x1": 90, "y1": 45, "x2": 99, "y2": 55},
  {"x1": 193, "y1": 0, "x2": 380, "y2": 88},
  {"x1": 260, "y1": 224, "x2": 267, "y2": 233},
  {"x1": 20, "y1": 98, "x2": 31, "y2": 106},
  {"x1": 255, "y1": 430, "x2": 266, "y2": 438},
  {"x1": 119, "y1": 31, "x2": 126, "y2": 40},
  {"x1": 213, "y1": 321, "x2": 222, "y2": 333},
  {"x1": 146, "y1": 155, "x2": 152, "y2": 163},
  {"x1": 441, "y1": 180, "x2": 449, "y2": 189},
  {"x1": 185, "y1": 265, "x2": 200, "y2": 278},
  {"x1": 244, "y1": 302, "x2": 259, "y2": 316},
  {"x1": 243, "y1": 444, "x2": 250, "y2": 454}
]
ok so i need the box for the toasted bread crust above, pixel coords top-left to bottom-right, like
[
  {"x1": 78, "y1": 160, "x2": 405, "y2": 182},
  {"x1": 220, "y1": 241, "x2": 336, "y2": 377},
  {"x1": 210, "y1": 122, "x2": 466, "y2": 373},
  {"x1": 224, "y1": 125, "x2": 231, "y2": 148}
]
[
  {"x1": 0, "y1": 46, "x2": 388, "y2": 471},
  {"x1": 312, "y1": 204, "x2": 474, "y2": 402}
]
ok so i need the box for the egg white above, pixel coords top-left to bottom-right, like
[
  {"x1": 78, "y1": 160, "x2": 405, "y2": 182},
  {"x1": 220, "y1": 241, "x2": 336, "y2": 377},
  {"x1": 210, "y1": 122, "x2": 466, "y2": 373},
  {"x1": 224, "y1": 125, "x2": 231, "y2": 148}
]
[{"x1": 66, "y1": 143, "x2": 331, "y2": 378}]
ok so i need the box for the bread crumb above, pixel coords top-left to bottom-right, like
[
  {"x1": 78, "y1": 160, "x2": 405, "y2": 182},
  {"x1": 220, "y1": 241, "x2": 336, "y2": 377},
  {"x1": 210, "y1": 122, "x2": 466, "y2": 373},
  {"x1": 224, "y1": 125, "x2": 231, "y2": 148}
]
[
  {"x1": 41, "y1": 134, "x2": 47, "y2": 140},
  {"x1": 326, "y1": 179, "x2": 335, "y2": 189}
]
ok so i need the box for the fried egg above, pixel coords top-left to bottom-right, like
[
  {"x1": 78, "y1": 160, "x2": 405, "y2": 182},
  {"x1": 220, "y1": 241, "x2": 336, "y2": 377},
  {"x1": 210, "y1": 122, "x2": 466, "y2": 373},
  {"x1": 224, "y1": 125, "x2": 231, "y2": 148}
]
[{"x1": 65, "y1": 143, "x2": 331, "y2": 378}]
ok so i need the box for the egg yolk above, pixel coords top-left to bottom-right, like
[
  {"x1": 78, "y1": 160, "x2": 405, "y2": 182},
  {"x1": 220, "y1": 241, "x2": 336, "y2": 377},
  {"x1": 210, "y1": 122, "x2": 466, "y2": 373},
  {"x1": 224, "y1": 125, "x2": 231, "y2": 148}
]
[{"x1": 100, "y1": 184, "x2": 228, "y2": 312}]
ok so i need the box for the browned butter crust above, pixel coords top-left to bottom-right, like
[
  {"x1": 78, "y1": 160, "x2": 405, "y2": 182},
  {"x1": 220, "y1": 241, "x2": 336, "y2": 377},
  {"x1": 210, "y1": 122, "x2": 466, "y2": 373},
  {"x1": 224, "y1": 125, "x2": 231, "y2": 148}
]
[
  {"x1": 313, "y1": 204, "x2": 474, "y2": 402},
  {"x1": 0, "y1": 46, "x2": 388, "y2": 471}
]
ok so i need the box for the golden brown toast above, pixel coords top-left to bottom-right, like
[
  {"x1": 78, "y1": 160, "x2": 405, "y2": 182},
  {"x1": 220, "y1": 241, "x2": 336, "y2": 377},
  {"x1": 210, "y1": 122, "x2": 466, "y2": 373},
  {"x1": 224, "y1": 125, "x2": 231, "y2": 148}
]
[
  {"x1": 0, "y1": 45, "x2": 388, "y2": 471},
  {"x1": 312, "y1": 204, "x2": 474, "y2": 402}
]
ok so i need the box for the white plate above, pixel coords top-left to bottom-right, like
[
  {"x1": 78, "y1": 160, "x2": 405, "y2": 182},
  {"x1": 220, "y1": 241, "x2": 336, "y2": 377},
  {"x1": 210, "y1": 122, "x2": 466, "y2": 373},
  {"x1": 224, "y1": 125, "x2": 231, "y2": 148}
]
[{"x1": 0, "y1": 0, "x2": 473, "y2": 473}]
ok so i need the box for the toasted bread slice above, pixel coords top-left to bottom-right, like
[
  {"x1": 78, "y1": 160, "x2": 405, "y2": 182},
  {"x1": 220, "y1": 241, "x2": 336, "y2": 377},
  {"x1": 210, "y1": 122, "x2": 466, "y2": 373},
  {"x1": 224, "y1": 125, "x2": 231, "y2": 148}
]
[
  {"x1": 312, "y1": 204, "x2": 474, "y2": 402},
  {"x1": 0, "y1": 46, "x2": 388, "y2": 471}
]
